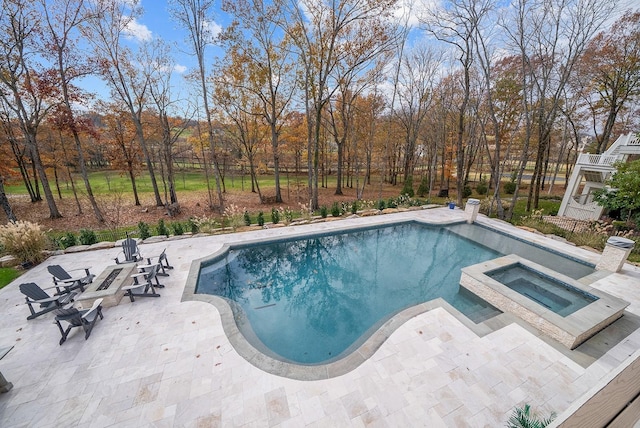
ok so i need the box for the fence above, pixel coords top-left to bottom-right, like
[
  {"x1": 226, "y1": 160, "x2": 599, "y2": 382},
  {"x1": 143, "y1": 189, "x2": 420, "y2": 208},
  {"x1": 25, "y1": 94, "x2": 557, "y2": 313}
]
[{"x1": 542, "y1": 216, "x2": 594, "y2": 233}]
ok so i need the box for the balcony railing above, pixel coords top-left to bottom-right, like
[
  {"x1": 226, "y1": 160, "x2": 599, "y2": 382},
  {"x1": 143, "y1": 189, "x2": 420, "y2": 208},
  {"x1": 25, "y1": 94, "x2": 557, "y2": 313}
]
[{"x1": 577, "y1": 153, "x2": 619, "y2": 166}]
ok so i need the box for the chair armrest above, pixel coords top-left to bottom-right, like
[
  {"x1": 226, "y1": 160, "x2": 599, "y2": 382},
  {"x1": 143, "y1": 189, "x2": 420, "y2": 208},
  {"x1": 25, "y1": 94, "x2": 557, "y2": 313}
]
[
  {"x1": 81, "y1": 298, "x2": 103, "y2": 320},
  {"x1": 67, "y1": 267, "x2": 93, "y2": 276},
  {"x1": 29, "y1": 295, "x2": 60, "y2": 304},
  {"x1": 136, "y1": 263, "x2": 159, "y2": 272}
]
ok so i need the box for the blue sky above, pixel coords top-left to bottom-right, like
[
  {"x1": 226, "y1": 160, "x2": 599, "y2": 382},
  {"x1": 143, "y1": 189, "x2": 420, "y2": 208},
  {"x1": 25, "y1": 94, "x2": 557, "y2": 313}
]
[
  {"x1": 79, "y1": 0, "x2": 230, "y2": 110},
  {"x1": 77, "y1": 0, "x2": 632, "y2": 112}
]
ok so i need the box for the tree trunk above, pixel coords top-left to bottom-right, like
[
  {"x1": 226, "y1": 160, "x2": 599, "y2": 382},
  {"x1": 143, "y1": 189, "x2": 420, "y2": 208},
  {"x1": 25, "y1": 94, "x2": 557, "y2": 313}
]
[
  {"x1": 335, "y1": 138, "x2": 344, "y2": 195},
  {"x1": 271, "y1": 124, "x2": 282, "y2": 203},
  {"x1": 0, "y1": 177, "x2": 16, "y2": 222},
  {"x1": 29, "y1": 138, "x2": 62, "y2": 218},
  {"x1": 127, "y1": 161, "x2": 141, "y2": 206}
]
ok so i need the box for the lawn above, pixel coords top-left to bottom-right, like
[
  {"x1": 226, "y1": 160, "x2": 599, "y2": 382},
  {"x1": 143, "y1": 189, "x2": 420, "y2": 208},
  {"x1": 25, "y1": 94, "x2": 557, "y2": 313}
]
[
  {"x1": 4, "y1": 170, "x2": 324, "y2": 197},
  {"x1": 0, "y1": 267, "x2": 21, "y2": 290}
]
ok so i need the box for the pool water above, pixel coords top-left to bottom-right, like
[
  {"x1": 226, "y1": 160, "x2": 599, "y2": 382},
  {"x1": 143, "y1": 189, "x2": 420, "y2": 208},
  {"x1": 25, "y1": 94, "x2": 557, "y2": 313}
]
[
  {"x1": 196, "y1": 223, "x2": 502, "y2": 364},
  {"x1": 486, "y1": 263, "x2": 597, "y2": 317}
]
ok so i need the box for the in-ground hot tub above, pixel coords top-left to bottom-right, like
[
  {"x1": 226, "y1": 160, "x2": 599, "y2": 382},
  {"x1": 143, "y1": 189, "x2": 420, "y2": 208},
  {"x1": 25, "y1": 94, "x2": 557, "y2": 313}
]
[{"x1": 460, "y1": 255, "x2": 629, "y2": 349}]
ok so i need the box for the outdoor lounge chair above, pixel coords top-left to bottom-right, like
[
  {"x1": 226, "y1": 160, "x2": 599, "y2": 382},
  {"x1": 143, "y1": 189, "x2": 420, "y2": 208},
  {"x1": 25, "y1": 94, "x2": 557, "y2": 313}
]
[
  {"x1": 114, "y1": 238, "x2": 142, "y2": 264},
  {"x1": 140, "y1": 248, "x2": 173, "y2": 277},
  {"x1": 47, "y1": 265, "x2": 95, "y2": 294},
  {"x1": 54, "y1": 298, "x2": 104, "y2": 345},
  {"x1": 19, "y1": 282, "x2": 77, "y2": 320},
  {"x1": 122, "y1": 263, "x2": 162, "y2": 302}
]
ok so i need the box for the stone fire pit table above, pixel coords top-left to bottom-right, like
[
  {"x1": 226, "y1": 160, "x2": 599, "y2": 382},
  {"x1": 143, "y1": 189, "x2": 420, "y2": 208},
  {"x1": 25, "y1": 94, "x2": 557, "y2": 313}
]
[{"x1": 76, "y1": 264, "x2": 137, "y2": 309}]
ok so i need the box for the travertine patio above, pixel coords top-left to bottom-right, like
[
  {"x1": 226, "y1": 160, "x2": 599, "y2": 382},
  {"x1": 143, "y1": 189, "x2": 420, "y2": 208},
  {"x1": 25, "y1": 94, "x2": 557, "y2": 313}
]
[{"x1": 1, "y1": 209, "x2": 639, "y2": 427}]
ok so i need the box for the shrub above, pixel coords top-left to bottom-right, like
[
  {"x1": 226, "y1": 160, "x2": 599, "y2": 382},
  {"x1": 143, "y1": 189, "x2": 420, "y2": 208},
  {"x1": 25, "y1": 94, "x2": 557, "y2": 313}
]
[
  {"x1": 476, "y1": 179, "x2": 488, "y2": 195},
  {"x1": 138, "y1": 221, "x2": 151, "y2": 240},
  {"x1": 157, "y1": 219, "x2": 170, "y2": 236},
  {"x1": 462, "y1": 185, "x2": 472, "y2": 199},
  {"x1": 188, "y1": 218, "x2": 199, "y2": 234},
  {"x1": 271, "y1": 207, "x2": 280, "y2": 224},
  {"x1": 386, "y1": 197, "x2": 398, "y2": 208},
  {"x1": 59, "y1": 232, "x2": 77, "y2": 249},
  {"x1": 257, "y1": 211, "x2": 265, "y2": 226},
  {"x1": 298, "y1": 202, "x2": 313, "y2": 221},
  {"x1": 351, "y1": 200, "x2": 358, "y2": 214},
  {"x1": 79, "y1": 229, "x2": 98, "y2": 245},
  {"x1": 224, "y1": 204, "x2": 245, "y2": 231},
  {"x1": 479, "y1": 198, "x2": 513, "y2": 216},
  {"x1": 171, "y1": 222, "x2": 184, "y2": 236},
  {"x1": 244, "y1": 211, "x2": 251, "y2": 226},
  {"x1": 377, "y1": 199, "x2": 385, "y2": 210},
  {"x1": 417, "y1": 176, "x2": 429, "y2": 197},
  {"x1": 504, "y1": 172, "x2": 518, "y2": 195},
  {"x1": 507, "y1": 404, "x2": 555, "y2": 428},
  {"x1": 192, "y1": 216, "x2": 219, "y2": 233},
  {"x1": 570, "y1": 231, "x2": 607, "y2": 249},
  {"x1": 282, "y1": 207, "x2": 294, "y2": 225},
  {"x1": 400, "y1": 176, "x2": 414, "y2": 197},
  {"x1": 331, "y1": 202, "x2": 341, "y2": 217},
  {"x1": 0, "y1": 221, "x2": 48, "y2": 264},
  {"x1": 320, "y1": 206, "x2": 328, "y2": 218}
]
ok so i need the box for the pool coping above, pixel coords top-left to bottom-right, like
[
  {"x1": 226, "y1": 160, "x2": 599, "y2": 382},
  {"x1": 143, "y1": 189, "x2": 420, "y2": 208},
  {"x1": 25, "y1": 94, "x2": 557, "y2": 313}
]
[{"x1": 181, "y1": 211, "x2": 631, "y2": 380}]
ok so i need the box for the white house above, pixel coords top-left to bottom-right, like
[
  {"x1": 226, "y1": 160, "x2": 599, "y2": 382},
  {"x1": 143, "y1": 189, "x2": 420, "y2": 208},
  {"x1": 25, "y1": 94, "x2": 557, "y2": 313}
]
[{"x1": 557, "y1": 133, "x2": 640, "y2": 220}]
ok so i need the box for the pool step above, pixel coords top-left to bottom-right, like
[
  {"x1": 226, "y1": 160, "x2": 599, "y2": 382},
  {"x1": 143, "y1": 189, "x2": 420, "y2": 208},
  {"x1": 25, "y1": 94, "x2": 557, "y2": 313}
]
[{"x1": 467, "y1": 304, "x2": 501, "y2": 324}]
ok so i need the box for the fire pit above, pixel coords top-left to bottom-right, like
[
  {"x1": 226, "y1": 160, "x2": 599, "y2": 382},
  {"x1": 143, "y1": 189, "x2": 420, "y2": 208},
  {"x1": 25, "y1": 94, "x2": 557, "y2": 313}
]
[{"x1": 76, "y1": 264, "x2": 136, "y2": 309}]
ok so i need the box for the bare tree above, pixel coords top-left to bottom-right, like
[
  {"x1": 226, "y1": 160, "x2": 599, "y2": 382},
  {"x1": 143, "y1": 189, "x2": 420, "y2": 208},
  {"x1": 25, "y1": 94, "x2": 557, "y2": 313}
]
[
  {"x1": 0, "y1": 0, "x2": 62, "y2": 218},
  {"x1": 83, "y1": 0, "x2": 164, "y2": 207},
  {"x1": 577, "y1": 9, "x2": 640, "y2": 153},
  {"x1": 503, "y1": 0, "x2": 617, "y2": 212},
  {"x1": 220, "y1": 0, "x2": 297, "y2": 203},
  {"x1": 281, "y1": 0, "x2": 399, "y2": 208},
  {"x1": 170, "y1": 0, "x2": 225, "y2": 211},
  {"x1": 145, "y1": 40, "x2": 191, "y2": 210},
  {"x1": 422, "y1": 0, "x2": 492, "y2": 207},
  {"x1": 394, "y1": 45, "x2": 441, "y2": 185},
  {"x1": 40, "y1": 0, "x2": 104, "y2": 222},
  {"x1": 213, "y1": 80, "x2": 266, "y2": 202}
]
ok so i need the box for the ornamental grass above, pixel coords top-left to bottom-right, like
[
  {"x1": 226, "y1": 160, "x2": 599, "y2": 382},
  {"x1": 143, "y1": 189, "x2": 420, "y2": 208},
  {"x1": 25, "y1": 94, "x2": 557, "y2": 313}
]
[{"x1": 0, "y1": 221, "x2": 48, "y2": 265}]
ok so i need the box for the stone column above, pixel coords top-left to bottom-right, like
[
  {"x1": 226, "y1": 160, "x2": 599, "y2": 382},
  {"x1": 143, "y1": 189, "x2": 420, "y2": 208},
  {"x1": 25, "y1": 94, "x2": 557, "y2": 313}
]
[
  {"x1": 596, "y1": 236, "x2": 635, "y2": 272},
  {"x1": 465, "y1": 198, "x2": 481, "y2": 224}
]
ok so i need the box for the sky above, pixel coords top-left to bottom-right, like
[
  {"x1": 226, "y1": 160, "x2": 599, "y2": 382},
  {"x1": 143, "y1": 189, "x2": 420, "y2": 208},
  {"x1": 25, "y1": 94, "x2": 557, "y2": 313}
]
[
  {"x1": 78, "y1": 0, "x2": 229, "y2": 111},
  {"x1": 77, "y1": 0, "x2": 634, "y2": 112}
]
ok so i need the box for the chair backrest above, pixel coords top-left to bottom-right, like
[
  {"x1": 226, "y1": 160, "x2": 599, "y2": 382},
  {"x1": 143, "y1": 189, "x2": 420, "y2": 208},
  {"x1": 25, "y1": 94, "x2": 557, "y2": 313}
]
[
  {"x1": 19, "y1": 282, "x2": 49, "y2": 300},
  {"x1": 145, "y1": 263, "x2": 159, "y2": 283},
  {"x1": 47, "y1": 265, "x2": 71, "y2": 281},
  {"x1": 54, "y1": 307, "x2": 83, "y2": 327},
  {"x1": 122, "y1": 238, "x2": 139, "y2": 261}
]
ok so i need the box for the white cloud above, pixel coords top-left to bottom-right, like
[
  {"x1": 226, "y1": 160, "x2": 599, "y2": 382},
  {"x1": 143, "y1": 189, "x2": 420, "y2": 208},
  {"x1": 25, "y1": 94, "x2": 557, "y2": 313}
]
[
  {"x1": 174, "y1": 64, "x2": 187, "y2": 74},
  {"x1": 203, "y1": 20, "x2": 222, "y2": 42},
  {"x1": 123, "y1": 17, "x2": 152, "y2": 42}
]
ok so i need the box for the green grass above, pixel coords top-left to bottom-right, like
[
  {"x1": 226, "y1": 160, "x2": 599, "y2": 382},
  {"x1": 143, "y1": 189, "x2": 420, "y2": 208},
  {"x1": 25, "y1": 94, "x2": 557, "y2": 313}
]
[
  {"x1": 510, "y1": 198, "x2": 561, "y2": 221},
  {"x1": 0, "y1": 267, "x2": 21, "y2": 289},
  {"x1": 4, "y1": 169, "x2": 322, "y2": 196}
]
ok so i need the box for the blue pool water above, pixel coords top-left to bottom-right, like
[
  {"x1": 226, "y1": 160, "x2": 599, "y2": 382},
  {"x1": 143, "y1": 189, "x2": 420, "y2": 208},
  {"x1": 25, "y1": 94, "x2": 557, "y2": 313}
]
[
  {"x1": 487, "y1": 263, "x2": 597, "y2": 317},
  {"x1": 196, "y1": 222, "x2": 504, "y2": 364}
]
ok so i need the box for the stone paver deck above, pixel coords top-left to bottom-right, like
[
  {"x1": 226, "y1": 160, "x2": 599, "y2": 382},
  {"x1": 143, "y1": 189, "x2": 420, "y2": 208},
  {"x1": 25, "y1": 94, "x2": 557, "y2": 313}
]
[{"x1": 1, "y1": 209, "x2": 639, "y2": 427}]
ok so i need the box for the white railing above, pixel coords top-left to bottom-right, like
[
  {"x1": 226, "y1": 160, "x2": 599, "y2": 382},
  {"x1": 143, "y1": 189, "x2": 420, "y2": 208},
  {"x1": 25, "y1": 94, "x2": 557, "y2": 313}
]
[
  {"x1": 565, "y1": 199, "x2": 600, "y2": 221},
  {"x1": 627, "y1": 136, "x2": 640, "y2": 146},
  {"x1": 577, "y1": 153, "x2": 618, "y2": 166}
]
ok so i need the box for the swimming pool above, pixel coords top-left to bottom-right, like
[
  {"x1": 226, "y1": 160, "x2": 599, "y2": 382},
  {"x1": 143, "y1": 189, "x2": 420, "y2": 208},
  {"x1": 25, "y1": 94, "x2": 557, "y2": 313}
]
[{"x1": 193, "y1": 221, "x2": 595, "y2": 365}]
